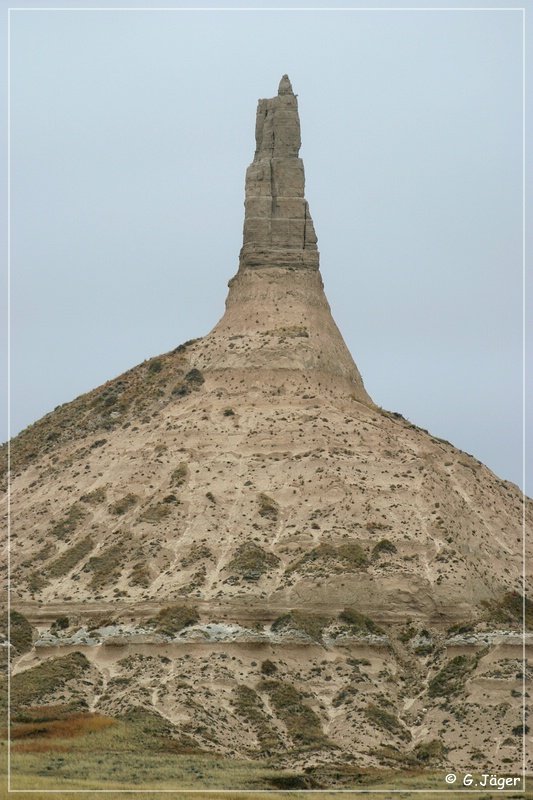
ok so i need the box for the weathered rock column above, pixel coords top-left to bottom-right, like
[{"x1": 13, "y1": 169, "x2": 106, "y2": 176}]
[
  {"x1": 197, "y1": 75, "x2": 372, "y2": 406},
  {"x1": 240, "y1": 74, "x2": 319, "y2": 271}
]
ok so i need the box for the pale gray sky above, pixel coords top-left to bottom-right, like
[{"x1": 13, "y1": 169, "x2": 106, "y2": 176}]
[{"x1": 4, "y1": 2, "x2": 530, "y2": 494}]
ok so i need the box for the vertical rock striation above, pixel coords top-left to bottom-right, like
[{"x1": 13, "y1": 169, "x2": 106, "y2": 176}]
[{"x1": 240, "y1": 74, "x2": 319, "y2": 271}]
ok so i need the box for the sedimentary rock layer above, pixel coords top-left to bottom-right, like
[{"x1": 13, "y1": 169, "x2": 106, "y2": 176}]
[{"x1": 240, "y1": 74, "x2": 319, "y2": 272}]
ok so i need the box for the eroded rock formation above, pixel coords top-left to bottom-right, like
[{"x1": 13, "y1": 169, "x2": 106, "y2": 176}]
[
  {"x1": 2, "y1": 76, "x2": 531, "y2": 783},
  {"x1": 240, "y1": 74, "x2": 318, "y2": 271}
]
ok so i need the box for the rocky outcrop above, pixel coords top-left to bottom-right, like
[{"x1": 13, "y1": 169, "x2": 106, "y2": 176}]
[{"x1": 240, "y1": 74, "x2": 319, "y2": 272}]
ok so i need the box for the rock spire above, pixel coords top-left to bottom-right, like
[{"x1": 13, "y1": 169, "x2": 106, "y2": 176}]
[
  {"x1": 197, "y1": 76, "x2": 372, "y2": 406},
  {"x1": 240, "y1": 74, "x2": 319, "y2": 271}
]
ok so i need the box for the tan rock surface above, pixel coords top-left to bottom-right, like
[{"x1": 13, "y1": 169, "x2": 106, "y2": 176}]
[{"x1": 2, "y1": 76, "x2": 531, "y2": 778}]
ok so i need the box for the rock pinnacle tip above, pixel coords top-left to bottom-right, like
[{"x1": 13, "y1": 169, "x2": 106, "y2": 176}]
[{"x1": 278, "y1": 74, "x2": 293, "y2": 95}]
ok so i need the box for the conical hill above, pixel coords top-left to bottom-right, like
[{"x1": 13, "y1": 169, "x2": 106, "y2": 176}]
[{"x1": 3, "y1": 76, "x2": 531, "y2": 778}]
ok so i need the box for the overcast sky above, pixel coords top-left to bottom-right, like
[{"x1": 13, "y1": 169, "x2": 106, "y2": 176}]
[{"x1": 4, "y1": 2, "x2": 531, "y2": 494}]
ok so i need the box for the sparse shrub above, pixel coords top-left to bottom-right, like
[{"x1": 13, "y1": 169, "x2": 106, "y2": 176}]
[
  {"x1": 512, "y1": 724, "x2": 530, "y2": 736},
  {"x1": 266, "y1": 325, "x2": 309, "y2": 339},
  {"x1": 47, "y1": 536, "x2": 94, "y2": 578},
  {"x1": 172, "y1": 338, "x2": 199, "y2": 353},
  {"x1": 372, "y1": 539, "x2": 397, "y2": 559},
  {"x1": 51, "y1": 616, "x2": 69, "y2": 632},
  {"x1": 228, "y1": 542, "x2": 280, "y2": 581},
  {"x1": 162, "y1": 494, "x2": 178, "y2": 504},
  {"x1": 269, "y1": 775, "x2": 316, "y2": 790},
  {"x1": 365, "y1": 703, "x2": 410, "y2": 741},
  {"x1": 9, "y1": 611, "x2": 33, "y2": 654},
  {"x1": 50, "y1": 504, "x2": 86, "y2": 540},
  {"x1": 171, "y1": 384, "x2": 190, "y2": 397},
  {"x1": 129, "y1": 562, "x2": 151, "y2": 588},
  {"x1": 258, "y1": 493, "x2": 278, "y2": 520},
  {"x1": 446, "y1": 621, "x2": 475, "y2": 636},
  {"x1": 151, "y1": 604, "x2": 199, "y2": 637},
  {"x1": 272, "y1": 611, "x2": 330, "y2": 642},
  {"x1": 398, "y1": 623, "x2": 417, "y2": 644},
  {"x1": 86, "y1": 544, "x2": 124, "y2": 588},
  {"x1": 233, "y1": 685, "x2": 280, "y2": 752},
  {"x1": 171, "y1": 463, "x2": 188, "y2": 487},
  {"x1": 27, "y1": 572, "x2": 48, "y2": 593},
  {"x1": 180, "y1": 545, "x2": 212, "y2": 568},
  {"x1": 414, "y1": 739, "x2": 445, "y2": 763},
  {"x1": 260, "y1": 659, "x2": 277, "y2": 676},
  {"x1": 11, "y1": 652, "x2": 91, "y2": 708},
  {"x1": 148, "y1": 359, "x2": 163, "y2": 374},
  {"x1": 339, "y1": 608, "x2": 384, "y2": 635},
  {"x1": 428, "y1": 655, "x2": 477, "y2": 698},
  {"x1": 482, "y1": 591, "x2": 533, "y2": 629},
  {"x1": 288, "y1": 542, "x2": 367, "y2": 574},
  {"x1": 185, "y1": 368, "x2": 204, "y2": 387},
  {"x1": 140, "y1": 503, "x2": 171, "y2": 523},
  {"x1": 258, "y1": 680, "x2": 328, "y2": 748},
  {"x1": 109, "y1": 494, "x2": 138, "y2": 516},
  {"x1": 332, "y1": 686, "x2": 358, "y2": 707},
  {"x1": 79, "y1": 487, "x2": 106, "y2": 505}
]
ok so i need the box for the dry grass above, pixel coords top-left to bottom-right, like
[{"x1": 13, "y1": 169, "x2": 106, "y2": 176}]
[{"x1": 10, "y1": 713, "x2": 115, "y2": 749}]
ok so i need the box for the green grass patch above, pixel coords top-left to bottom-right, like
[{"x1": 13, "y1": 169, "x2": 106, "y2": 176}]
[
  {"x1": 171, "y1": 462, "x2": 188, "y2": 487},
  {"x1": 49, "y1": 504, "x2": 86, "y2": 541},
  {"x1": 11, "y1": 653, "x2": 91, "y2": 708},
  {"x1": 140, "y1": 503, "x2": 172, "y2": 523},
  {"x1": 339, "y1": 607, "x2": 384, "y2": 635},
  {"x1": 365, "y1": 703, "x2": 410, "y2": 742},
  {"x1": 288, "y1": 541, "x2": 368, "y2": 574},
  {"x1": 46, "y1": 536, "x2": 94, "y2": 578},
  {"x1": 233, "y1": 685, "x2": 281, "y2": 753},
  {"x1": 85, "y1": 543, "x2": 124, "y2": 588},
  {"x1": 428, "y1": 654, "x2": 478, "y2": 698},
  {"x1": 108, "y1": 493, "x2": 138, "y2": 515},
  {"x1": 8, "y1": 610, "x2": 34, "y2": 655},
  {"x1": 228, "y1": 542, "x2": 280, "y2": 581},
  {"x1": 271, "y1": 610, "x2": 330, "y2": 641},
  {"x1": 258, "y1": 494, "x2": 279, "y2": 520},
  {"x1": 151, "y1": 604, "x2": 199, "y2": 636},
  {"x1": 258, "y1": 680, "x2": 328, "y2": 750}
]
